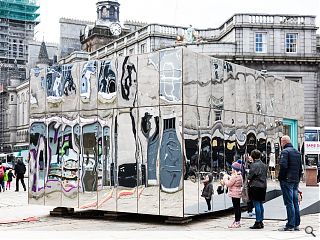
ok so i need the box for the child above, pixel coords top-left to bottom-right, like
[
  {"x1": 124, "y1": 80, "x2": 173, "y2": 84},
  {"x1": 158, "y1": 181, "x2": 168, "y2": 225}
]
[
  {"x1": 201, "y1": 173, "x2": 213, "y2": 212},
  {"x1": 221, "y1": 161, "x2": 243, "y2": 228},
  {"x1": 6, "y1": 169, "x2": 14, "y2": 190},
  {"x1": 3, "y1": 170, "x2": 8, "y2": 191}
]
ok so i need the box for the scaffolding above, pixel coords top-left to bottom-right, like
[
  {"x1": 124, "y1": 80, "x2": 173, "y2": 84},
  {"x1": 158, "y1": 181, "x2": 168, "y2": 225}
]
[{"x1": 0, "y1": 0, "x2": 39, "y2": 153}]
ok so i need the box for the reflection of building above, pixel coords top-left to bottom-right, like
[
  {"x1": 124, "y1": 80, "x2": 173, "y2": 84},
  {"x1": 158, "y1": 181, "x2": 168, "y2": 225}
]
[
  {"x1": 0, "y1": 0, "x2": 40, "y2": 152},
  {"x1": 88, "y1": 14, "x2": 320, "y2": 127}
]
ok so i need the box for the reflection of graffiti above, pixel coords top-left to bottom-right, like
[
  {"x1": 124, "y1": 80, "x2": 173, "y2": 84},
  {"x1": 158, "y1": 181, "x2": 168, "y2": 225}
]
[
  {"x1": 62, "y1": 64, "x2": 76, "y2": 96},
  {"x1": 159, "y1": 51, "x2": 182, "y2": 103},
  {"x1": 81, "y1": 123, "x2": 98, "y2": 192},
  {"x1": 80, "y1": 61, "x2": 96, "y2": 101},
  {"x1": 159, "y1": 117, "x2": 182, "y2": 193},
  {"x1": 47, "y1": 66, "x2": 63, "y2": 103},
  {"x1": 98, "y1": 61, "x2": 117, "y2": 103},
  {"x1": 120, "y1": 56, "x2": 137, "y2": 103},
  {"x1": 29, "y1": 122, "x2": 47, "y2": 198},
  {"x1": 141, "y1": 112, "x2": 160, "y2": 185}
]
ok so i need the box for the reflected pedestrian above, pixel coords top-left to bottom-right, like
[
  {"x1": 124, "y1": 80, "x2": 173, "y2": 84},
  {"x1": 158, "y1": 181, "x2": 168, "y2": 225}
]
[
  {"x1": 248, "y1": 149, "x2": 268, "y2": 229},
  {"x1": 278, "y1": 135, "x2": 303, "y2": 231},
  {"x1": 6, "y1": 169, "x2": 14, "y2": 190},
  {"x1": 201, "y1": 173, "x2": 213, "y2": 212},
  {"x1": 0, "y1": 162, "x2": 6, "y2": 192}
]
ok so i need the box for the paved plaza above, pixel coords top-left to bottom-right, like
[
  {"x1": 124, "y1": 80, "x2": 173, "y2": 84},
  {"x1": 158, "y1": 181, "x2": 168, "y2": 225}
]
[{"x1": 0, "y1": 178, "x2": 319, "y2": 240}]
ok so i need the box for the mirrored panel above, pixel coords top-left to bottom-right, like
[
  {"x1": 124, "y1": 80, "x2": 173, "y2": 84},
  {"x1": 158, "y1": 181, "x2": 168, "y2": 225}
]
[
  {"x1": 223, "y1": 110, "x2": 236, "y2": 209},
  {"x1": 61, "y1": 112, "x2": 80, "y2": 208},
  {"x1": 78, "y1": 111, "x2": 98, "y2": 210},
  {"x1": 159, "y1": 49, "x2": 182, "y2": 105},
  {"x1": 138, "y1": 52, "x2": 160, "y2": 107},
  {"x1": 29, "y1": 116, "x2": 47, "y2": 205},
  {"x1": 255, "y1": 72, "x2": 266, "y2": 115},
  {"x1": 137, "y1": 107, "x2": 160, "y2": 215},
  {"x1": 116, "y1": 108, "x2": 138, "y2": 213},
  {"x1": 273, "y1": 78, "x2": 283, "y2": 118},
  {"x1": 210, "y1": 58, "x2": 224, "y2": 111},
  {"x1": 245, "y1": 68, "x2": 257, "y2": 114},
  {"x1": 182, "y1": 50, "x2": 198, "y2": 106},
  {"x1": 198, "y1": 106, "x2": 213, "y2": 214},
  {"x1": 97, "y1": 59, "x2": 118, "y2": 109},
  {"x1": 265, "y1": 116, "x2": 276, "y2": 183},
  {"x1": 159, "y1": 105, "x2": 183, "y2": 217},
  {"x1": 265, "y1": 76, "x2": 275, "y2": 116},
  {"x1": 46, "y1": 65, "x2": 63, "y2": 114},
  {"x1": 45, "y1": 114, "x2": 62, "y2": 206},
  {"x1": 210, "y1": 108, "x2": 225, "y2": 212},
  {"x1": 183, "y1": 105, "x2": 199, "y2": 216},
  {"x1": 256, "y1": 115, "x2": 267, "y2": 164},
  {"x1": 97, "y1": 109, "x2": 116, "y2": 211},
  {"x1": 117, "y1": 56, "x2": 138, "y2": 108},
  {"x1": 29, "y1": 67, "x2": 46, "y2": 115},
  {"x1": 79, "y1": 60, "x2": 98, "y2": 111},
  {"x1": 223, "y1": 61, "x2": 236, "y2": 111},
  {"x1": 236, "y1": 112, "x2": 247, "y2": 161},
  {"x1": 197, "y1": 54, "x2": 211, "y2": 108},
  {"x1": 61, "y1": 63, "x2": 79, "y2": 112},
  {"x1": 235, "y1": 65, "x2": 248, "y2": 113}
]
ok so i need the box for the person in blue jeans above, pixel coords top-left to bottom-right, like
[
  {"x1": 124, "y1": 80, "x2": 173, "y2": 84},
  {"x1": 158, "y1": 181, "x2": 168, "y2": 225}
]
[
  {"x1": 247, "y1": 150, "x2": 268, "y2": 229},
  {"x1": 278, "y1": 135, "x2": 303, "y2": 231}
]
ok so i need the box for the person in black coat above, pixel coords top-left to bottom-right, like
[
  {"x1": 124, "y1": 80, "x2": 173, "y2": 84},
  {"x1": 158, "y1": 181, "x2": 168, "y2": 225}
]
[
  {"x1": 248, "y1": 149, "x2": 268, "y2": 229},
  {"x1": 278, "y1": 135, "x2": 303, "y2": 231},
  {"x1": 14, "y1": 160, "x2": 26, "y2": 192},
  {"x1": 201, "y1": 173, "x2": 213, "y2": 212}
]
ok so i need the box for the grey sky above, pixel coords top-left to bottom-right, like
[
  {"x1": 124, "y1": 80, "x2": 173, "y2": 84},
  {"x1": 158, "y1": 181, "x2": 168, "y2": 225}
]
[{"x1": 36, "y1": 0, "x2": 320, "y2": 43}]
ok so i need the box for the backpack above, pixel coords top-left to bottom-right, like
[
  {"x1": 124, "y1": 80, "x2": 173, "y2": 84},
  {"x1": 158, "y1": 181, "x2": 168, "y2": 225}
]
[{"x1": 0, "y1": 166, "x2": 4, "y2": 179}]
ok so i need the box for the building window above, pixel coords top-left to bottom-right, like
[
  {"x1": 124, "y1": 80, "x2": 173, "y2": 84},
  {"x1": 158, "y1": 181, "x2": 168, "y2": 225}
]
[
  {"x1": 286, "y1": 33, "x2": 298, "y2": 53},
  {"x1": 255, "y1": 33, "x2": 267, "y2": 53},
  {"x1": 10, "y1": 95, "x2": 13, "y2": 101},
  {"x1": 140, "y1": 43, "x2": 146, "y2": 54}
]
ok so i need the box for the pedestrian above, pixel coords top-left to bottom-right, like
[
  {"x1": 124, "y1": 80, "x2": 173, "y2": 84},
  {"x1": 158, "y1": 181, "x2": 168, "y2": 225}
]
[
  {"x1": 0, "y1": 162, "x2": 6, "y2": 192},
  {"x1": 201, "y1": 173, "x2": 213, "y2": 212},
  {"x1": 14, "y1": 159, "x2": 27, "y2": 192},
  {"x1": 278, "y1": 135, "x2": 303, "y2": 231},
  {"x1": 6, "y1": 169, "x2": 14, "y2": 190},
  {"x1": 244, "y1": 155, "x2": 255, "y2": 217},
  {"x1": 3, "y1": 169, "x2": 8, "y2": 189},
  {"x1": 247, "y1": 149, "x2": 268, "y2": 229},
  {"x1": 221, "y1": 161, "x2": 243, "y2": 228}
]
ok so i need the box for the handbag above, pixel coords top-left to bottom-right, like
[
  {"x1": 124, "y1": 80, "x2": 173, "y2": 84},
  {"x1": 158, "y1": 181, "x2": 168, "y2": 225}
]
[
  {"x1": 217, "y1": 185, "x2": 224, "y2": 195},
  {"x1": 241, "y1": 176, "x2": 249, "y2": 202}
]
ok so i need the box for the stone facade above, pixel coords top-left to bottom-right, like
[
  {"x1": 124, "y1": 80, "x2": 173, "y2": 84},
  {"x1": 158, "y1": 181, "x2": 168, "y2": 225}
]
[{"x1": 89, "y1": 14, "x2": 320, "y2": 127}]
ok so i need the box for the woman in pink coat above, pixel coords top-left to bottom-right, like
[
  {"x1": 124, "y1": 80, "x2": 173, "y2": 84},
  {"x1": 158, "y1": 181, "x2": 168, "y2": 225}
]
[{"x1": 221, "y1": 161, "x2": 243, "y2": 228}]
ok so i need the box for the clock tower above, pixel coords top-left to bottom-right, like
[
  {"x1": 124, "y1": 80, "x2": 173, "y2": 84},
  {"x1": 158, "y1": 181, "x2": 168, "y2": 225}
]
[{"x1": 80, "y1": 0, "x2": 130, "y2": 52}]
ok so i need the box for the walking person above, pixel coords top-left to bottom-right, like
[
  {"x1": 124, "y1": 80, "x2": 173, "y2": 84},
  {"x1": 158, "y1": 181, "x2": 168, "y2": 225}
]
[
  {"x1": 221, "y1": 161, "x2": 243, "y2": 228},
  {"x1": 0, "y1": 162, "x2": 6, "y2": 192},
  {"x1": 14, "y1": 159, "x2": 27, "y2": 192},
  {"x1": 201, "y1": 173, "x2": 214, "y2": 212},
  {"x1": 278, "y1": 135, "x2": 303, "y2": 231},
  {"x1": 247, "y1": 149, "x2": 268, "y2": 229},
  {"x1": 6, "y1": 169, "x2": 14, "y2": 190},
  {"x1": 3, "y1": 169, "x2": 8, "y2": 190}
]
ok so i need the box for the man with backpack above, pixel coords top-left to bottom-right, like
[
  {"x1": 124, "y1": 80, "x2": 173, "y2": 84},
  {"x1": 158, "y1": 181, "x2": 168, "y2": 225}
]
[
  {"x1": 0, "y1": 161, "x2": 6, "y2": 192},
  {"x1": 14, "y1": 159, "x2": 26, "y2": 192}
]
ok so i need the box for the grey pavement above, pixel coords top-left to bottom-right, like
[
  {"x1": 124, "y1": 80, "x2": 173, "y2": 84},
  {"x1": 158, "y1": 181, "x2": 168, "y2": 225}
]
[{"x1": 0, "y1": 178, "x2": 319, "y2": 240}]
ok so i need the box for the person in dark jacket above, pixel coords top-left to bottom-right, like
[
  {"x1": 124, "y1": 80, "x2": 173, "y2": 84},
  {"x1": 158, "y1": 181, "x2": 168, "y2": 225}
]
[
  {"x1": 14, "y1": 159, "x2": 26, "y2": 192},
  {"x1": 247, "y1": 149, "x2": 268, "y2": 229},
  {"x1": 201, "y1": 173, "x2": 213, "y2": 212},
  {"x1": 278, "y1": 135, "x2": 303, "y2": 231}
]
